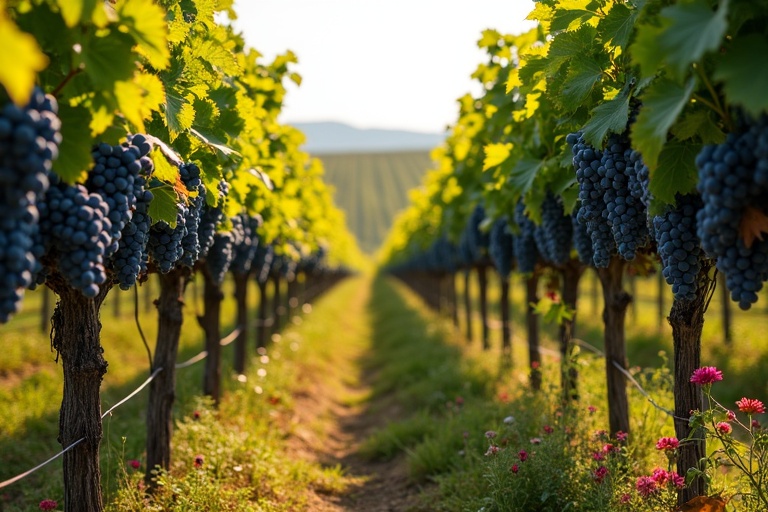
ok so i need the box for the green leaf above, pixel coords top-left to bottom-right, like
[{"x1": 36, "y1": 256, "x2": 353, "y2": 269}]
[
  {"x1": 658, "y1": 0, "x2": 729, "y2": 78},
  {"x1": 0, "y1": 15, "x2": 48, "y2": 105},
  {"x1": 582, "y1": 91, "x2": 630, "y2": 147},
  {"x1": 551, "y1": 7, "x2": 594, "y2": 32},
  {"x1": 192, "y1": 39, "x2": 240, "y2": 76},
  {"x1": 57, "y1": 0, "x2": 108, "y2": 28},
  {"x1": 190, "y1": 128, "x2": 239, "y2": 157},
  {"x1": 671, "y1": 109, "x2": 724, "y2": 144},
  {"x1": 80, "y1": 30, "x2": 136, "y2": 89},
  {"x1": 547, "y1": 25, "x2": 596, "y2": 67},
  {"x1": 118, "y1": 0, "x2": 170, "y2": 70},
  {"x1": 649, "y1": 141, "x2": 700, "y2": 207},
  {"x1": 599, "y1": 3, "x2": 638, "y2": 49},
  {"x1": 629, "y1": 24, "x2": 664, "y2": 80},
  {"x1": 53, "y1": 104, "x2": 93, "y2": 183},
  {"x1": 561, "y1": 56, "x2": 603, "y2": 107},
  {"x1": 508, "y1": 156, "x2": 543, "y2": 194},
  {"x1": 714, "y1": 35, "x2": 768, "y2": 117},
  {"x1": 631, "y1": 77, "x2": 696, "y2": 171},
  {"x1": 151, "y1": 147, "x2": 180, "y2": 184},
  {"x1": 483, "y1": 143, "x2": 513, "y2": 171},
  {"x1": 164, "y1": 93, "x2": 195, "y2": 139},
  {"x1": 147, "y1": 185, "x2": 180, "y2": 227}
]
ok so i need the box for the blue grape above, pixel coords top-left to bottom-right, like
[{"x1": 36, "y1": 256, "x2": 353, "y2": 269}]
[
  {"x1": 110, "y1": 177, "x2": 152, "y2": 289},
  {"x1": 571, "y1": 207, "x2": 593, "y2": 265},
  {"x1": 653, "y1": 194, "x2": 706, "y2": 302},
  {"x1": 198, "y1": 180, "x2": 229, "y2": 259},
  {"x1": 534, "y1": 192, "x2": 573, "y2": 266},
  {"x1": 148, "y1": 203, "x2": 187, "y2": 273},
  {"x1": 513, "y1": 200, "x2": 539, "y2": 274},
  {"x1": 489, "y1": 218, "x2": 515, "y2": 278},
  {"x1": 179, "y1": 163, "x2": 206, "y2": 268},
  {"x1": 230, "y1": 214, "x2": 261, "y2": 275},
  {"x1": 465, "y1": 204, "x2": 490, "y2": 263}
]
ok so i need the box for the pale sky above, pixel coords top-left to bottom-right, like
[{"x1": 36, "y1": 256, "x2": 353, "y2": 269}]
[{"x1": 231, "y1": 1, "x2": 536, "y2": 134}]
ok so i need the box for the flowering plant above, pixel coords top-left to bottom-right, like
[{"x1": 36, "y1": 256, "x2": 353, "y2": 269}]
[{"x1": 687, "y1": 366, "x2": 768, "y2": 510}]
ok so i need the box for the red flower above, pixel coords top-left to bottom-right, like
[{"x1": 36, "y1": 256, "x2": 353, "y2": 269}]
[
  {"x1": 593, "y1": 465, "x2": 609, "y2": 483},
  {"x1": 128, "y1": 459, "x2": 140, "y2": 470},
  {"x1": 652, "y1": 468, "x2": 684, "y2": 488},
  {"x1": 510, "y1": 464, "x2": 519, "y2": 473},
  {"x1": 620, "y1": 493, "x2": 631, "y2": 504},
  {"x1": 543, "y1": 425, "x2": 554, "y2": 434},
  {"x1": 655, "y1": 437, "x2": 679, "y2": 451},
  {"x1": 726, "y1": 410, "x2": 736, "y2": 421},
  {"x1": 592, "y1": 451, "x2": 605, "y2": 462},
  {"x1": 689, "y1": 366, "x2": 723, "y2": 385},
  {"x1": 588, "y1": 405, "x2": 597, "y2": 414},
  {"x1": 531, "y1": 361, "x2": 540, "y2": 370},
  {"x1": 716, "y1": 422, "x2": 732, "y2": 434},
  {"x1": 546, "y1": 291, "x2": 559, "y2": 302},
  {"x1": 753, "y1": 419, "x2": 762, "y2": 430},
  {"x1": 518, "y1": 450, "x2": 528, "y2": 462},
  {"x1": 39, "y1": 500, "x2": 57, "y2": 511},
  {"x1": 615, "y1": 431, "x2": 628, "y2": 442},
  {"x1": 194, "y1": 455, "x2": 204, "y2": 468},
  {"x1": 736, "y1": 397, "x2": 766, "y2": 414},
  {"x1": 636, "y1": 476, "x2": 658, "y2": 497},
  {"x1": 193, "y1": 410, "x2": 201, "y2": 420}
]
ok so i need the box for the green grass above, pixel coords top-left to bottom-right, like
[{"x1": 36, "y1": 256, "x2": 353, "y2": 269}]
[{"x1": 320, "y1": 151, "x2": 432, "y2": 254}]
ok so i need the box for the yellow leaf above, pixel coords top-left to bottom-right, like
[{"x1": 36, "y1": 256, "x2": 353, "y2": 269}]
[
  {"x1": 483, "y1": 143, "x2": 513, "y2": 171},
  {"x1": 151, "y1": 147, "x2": 179, "y2": 185},
  {"x1": 0, "y1": 15, "x2": 47, "y2": 105},
  {"x1": 58, "y1": 0, "x2": 109, "y2": 28},
  {"x1": 117, "y1": 0, "x2": 169, "y2": 69},
  {"x1": 114, "y1": 79, "x2": 145, "y2": 132},
  {"x1": 506, "y1": 68, "x2": 522, "y2": 94},
  {"x1": 675, "y1": 495, "x2": 726, "y2": 512},
  {"x1": 134, "y1": 72, "x2": 165, "y2": 118},
  {"x1": 739, "y1": 206, "x2": 768, "y2": 249}
]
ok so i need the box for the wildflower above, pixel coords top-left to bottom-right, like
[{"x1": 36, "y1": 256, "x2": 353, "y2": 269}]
[
  {"x1": 531, "y1": 361, "x2": 540, "y2": 370},
  {"x1": 194, "y1": 455, "x2": 204, "y2": 468},
  {"x1": 498, "y1": 391, "x2": 510, "y2": 402},
  {"x1": 603, "y1": 443, "x2": 618, "y2": 454},
  {"x1": 39, "y1": 500, "x2": 57, "y2": 511},
  {"x1": 128, "y1": 459, "x2": 140, "y2": 470},
  {"x1": 592, "y1": 429, "x2": 608, "y2": 441},
  {"x1": 546, "y1": 291, "x2": 559, "y2": 302},
  {"x1": 736, "y1": 397, "x2": 766, "y2": 414},
  {"x1": 510, "y1": 464, "x2": 519, "y2": 473},
  {"x1": 652, "y1": 468, "x2": 684, "y2": 488},
  {"x1": 588, "y1": 405, "x2": 597, "y2": 414},
  {"x1": 726, "y1": 410, "x2": 736, "y2": 421},
  {"x1": 716, "y1": 422, "x2": 732, "y2": 435},
  {"x1": 615, "y1": 431, "x2": 628, "y2": 442},
  {"x1": 530, "y1": 437, "x2": 542, "y2": 444},
  {"x1": 655, "y1": 437, "x2": 679, "y2": 451},
  {"x1": 593, "y1": 465, "x2": 609, "y2": 483},
  {"x1": 689, "y1": 366, "x2": 723, "y2": 385},
  {"x1": 636, "y1": 476, "x2": 658, "y2": 497},
  {"x1": 592, "y1": 451, "x2": 605, "y2": 462},
  {"x1": 455, "y1": 396, "x2": 464, "y2": 406},
  {"x1": 485, "y1": 430, "x2": 497, "y2": 439},
  {"x1": 620, "y1": 493, "x2": 631, "y2": 504},
  {"x1": 753, "y1": 419, "x2": 761, "y2": 430},
  {"x1": 543, "y1": 425, "x2": 554, "y2": 434},
  {"x1": 518, "y1": 450, "x2": 528, "y2": 462},
  {"x1": 503, "y1": 415, "x2": 515, "y2": 424},
  {"x1": 485, "y1": 445, "x2": 501, "y2": 456},
  {"x1": 193, "y1": 410, "x2": 201, "y2": 420}
]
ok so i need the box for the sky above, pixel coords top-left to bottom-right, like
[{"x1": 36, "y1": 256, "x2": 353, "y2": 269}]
[{"x1": 231, "y1": 1, "x2": 536, "y2": 134}]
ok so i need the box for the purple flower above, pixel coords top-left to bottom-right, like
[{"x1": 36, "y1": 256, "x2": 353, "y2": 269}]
[
  {"x1": 39, "y1": 500, "x2": 57, "y2": 511},
  {"x1": 690, "y1": 366, "x2": 723, "y2": 385}
]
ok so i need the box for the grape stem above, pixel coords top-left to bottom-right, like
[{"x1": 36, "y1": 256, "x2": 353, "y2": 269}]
[
  {"x1": 51, "y1": 68, "x2": 83, "y2": 98},
  {"x1": 694, "y1": 64, "x2": 733, "y2": 132}
]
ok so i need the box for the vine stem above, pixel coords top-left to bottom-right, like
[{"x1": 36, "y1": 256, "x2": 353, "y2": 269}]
[
  {"x1": 695, "y1": 64, "x2": 733, "y2": 131},
  {"x1": 51, "y1": 67, "x2": 82, "y2": 97}
]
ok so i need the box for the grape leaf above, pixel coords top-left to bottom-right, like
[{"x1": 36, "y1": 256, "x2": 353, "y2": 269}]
[
  {"x1": 631, "y1": 77, "x2": 696, "y2": 171},
  {"x1": 671, "y1": 109, "x2": 724, "y2": 144},
  {"x1": 674, "y1": 495, "x2": 726, "y2": 512},
  {"x1": 57, "y1": 0, "x2": 108, "y2": 28},
  {"x1": 150, "y1": 146, "x2": 180, "y2": 185},
  {"x1": 739, "y1": 206, "x2": 768, "y2": 249},
  {"x1": 164, "y1": 93, "x2": 195, "y2": 139},
  {"x1": 629, "y1": 23, "x2": 664, "y2": 80},
  {"x1": 649, "y1": 141, "x2": 700, "y2": 207},
  {"x1": 508, "y1": 156, "x2": 543, "y2": 194},
  {"x1": 547, "y1": 25, "x2": 596, "y2": 67},
  {"x1": 561, "y1": 56, "x2": 603, "y2": 107},
  {"x1": 193, "y1": 39, "x2": 240, "y2": 76},
  {"x1": 0, "y1": 14, "x2": 48, "y2": 105},
  {"x1": 117, "y1": 0, "x2": 170, "y2": 70},
  {"x1": 483, "y1": 143, "x2": 513, "y2": 171},
  {"x1": 598, "y1": 3, "x2": 637, "y2": 50},
  {"x1": 53, "y1": 104, "x2": 93, "y2": 183},
  {"x1": 147, "y1": 185, "x2": 179, "y2": 227},
  {"x1": 80, "y1": 29, "x2": 135, "y2": 89},
  {"x1": 582, "y1": 91, "x2": 630, "y2": 148},
  {"x1": 658, "y1": 0, "x2": 729, "y2": 79},
  {"x1": 713, "y1": 35, "x2": 768, "y2": 117}
]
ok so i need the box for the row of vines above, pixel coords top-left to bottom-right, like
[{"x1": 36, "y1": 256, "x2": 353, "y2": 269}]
[
  {"x1": 0, "y1": 0, "x2": 360, "y2": 510},
  {"x1": 381, "y1": 0, "x2": 767, "y2": 507}
]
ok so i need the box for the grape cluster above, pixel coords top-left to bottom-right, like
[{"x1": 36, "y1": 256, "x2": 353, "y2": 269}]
[
  {"x1": 206, "y1": 215, "x2": 244, "y2": 285},
  {"x1": 571, "y1": 208, "x2": 594, "y2": 265},
  {"x1": 37, "y1": 177, "x2": 112, "y2": 298},
  {"x1": 626, "y1": 150, "x2": 652, "y2": 209},
  {"x1": 600, "y1": 134, "x2": 649, "y2": 260},
  {"x1": 110, "y1": 176, "x2": 152, "y2": 289},
  {"x1": 230, "y1": 214, "x2": 261, "y2": 275},
  {"x1": 653, "y1": 194, "x2": 706, "y2": 301},
  {"x1": 513, "y1": 200, "x2": 539, "y2": 273},
  {"x1": 253, "y1": 242, "x2": 274, "y2": 284},
  {"x1": 0, "y1": 89, "x2": 60, "y2": 320},
  {"x1": 179, "y1": 163, "x2": 206, "y2": 267},
  {"x1": 534, "y1": 192, "x2": 573, "y2": 266},
  {"x1": 198, "y1": 180, "x2": 229, "y2": 259},
  {"x1": 148, "y1": 203, "x2": 188, "y2": 273},
  {"x1": 465, "y1": 204, "x2": 490, "y2": 263},
  {"x1": 696, "y1": 115, "x2": 768, "y2": 309},
  {"x1": 489, "y1": 218, "x2": 515, "y2": 278},
  {"x1": 568, "y1": 132, "x2": 616, "y2": 267},
  {"x1": 86, "y1": 135, "x2": 152, "y2": 258}
]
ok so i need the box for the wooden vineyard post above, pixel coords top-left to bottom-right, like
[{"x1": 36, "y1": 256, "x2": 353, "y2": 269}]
[
  {"x1": 657, "y1": 270, "x2": 666, "y2": 333},
  {"x1": 256, "y1": 277, "x2": 269, "y2": 348},
  {"x1": 718, "y1": 271, "x2": 732, "y2": 345},
  {"x1": 526, "y1": 273, "x2": 542, "y2": 390},
  {"x1": 669, "y1": 261, "x2": 716, "y2": 504},
  {"x1": 146, "y1": 268, "x2": 188, "y2": 486},
  {"x1": 500, "y1": 273, "x2": 512, "y2": 366},
  {"x1": 560, "y1": 260, "x2": 584, "y2": 402},
  {"x1": 596, "y1": 258, "x2": 631, "y2": 436},
  {"x1": 478, "y1": 264, "x2": 490, "y2": 350},
  {"x1": 200, "y1": 268, "x2": 223, "y2": 404},
  {"x1": 449, "y1": 272, "x2": 459, "y2": 328},
  {"x1": 232, "y1": 272, "x2": 250, "y2": 375},
  {"x1": 272, "y1": 271, "x2": 282, "y2": 335},
  {"x1": 48, "y1": 277, "x2": 110, "y2": 512},
  {"x1": 463, "y1": 268, "x2": 473, "y2": 343}
]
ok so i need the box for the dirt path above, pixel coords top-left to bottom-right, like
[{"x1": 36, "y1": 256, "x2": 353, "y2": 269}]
[{"x1": 280, "y1": 276, "x2": 426, "y2": 511}]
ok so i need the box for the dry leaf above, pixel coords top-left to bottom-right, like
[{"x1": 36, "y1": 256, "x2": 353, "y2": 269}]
[
  {"x1": 739, "y1": 206, "x2": 768, "y2": 248},
  {"x1": 674, "y1": 495, "x2": 726, "y2": 512}
]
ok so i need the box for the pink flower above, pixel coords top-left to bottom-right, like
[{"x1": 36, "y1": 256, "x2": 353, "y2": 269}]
[
  {"x1": 128, "y1": 459, "x2": 140, "y2": 470},
  {"x1": 736, "y1": 397, "x2": 766, "y2": 414},
  {"x1": 726, "y1": 410, "x2": 736, "y2": 421},
  {"x1": 620, "y1": 493, "x2": 631, "y2": 504},
  {"x1": 753, "y1": 419, "x2": 761, "y2": 430},
  {"x1": 652, "y1": 468, "x2": 684, "y2": 488},
  {"x1": 615, "y1": 431, "x2": 628, "y2": 442},
  {"x1": 593, "y1": 465, "x2": 609, "y2": 483},
  {"x1": 531, "y1": 361, "x2": 540, "y2": 370},
  {"x1": 39, "y1": 500, "x2": 57, "y2": 511},
  {"x1": 518, "y1": 450, "x2": 528, "y2": 462},
  {"x1": 588, "y1": 405, "x2": 597, "y2": 414},
  {"x1": 690, "y1": 366, "x2": 723, "y2": 385},
  {"x1": 485, "y1": 445, "x2": 501, "y2": 456},
  {"x1": 636, "y1": 476, "x2": 658, "y2": 497},
  {"x1": 455, "y1": 396, "x2": 464, "y2": 406},
  {"x1": 485, "y1": 430, "x2": 497, "y2": 439},
  {"x1": 530, "y1": 437, "x2": 542, "y2": 444},
  {"x1": 655, "y1": 437, "x2": 679, "y2": 451},
  {"x1": 510, "y1": 464, "x2": 519, "y2": 473},
  {"x1": 716, "y1": 422, "x2": 732, "y2": 434},
  {"x1": 592, "y1": 429, "x2": 608, "y2": 441},
  {"x1": 543, "y1": 425, "x2": 554, "y2": 434},
  {"x1": 603, "y1": 443, "x2": 618, "y2": 454},
  {"x1": 194, "y1": 455, "x2": 204, "y2": 468},
  {"x1": 592, "y1": 451, "x2": 605, "y2": 462}
]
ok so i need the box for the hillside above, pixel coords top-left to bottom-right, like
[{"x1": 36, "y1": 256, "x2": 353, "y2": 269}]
[
  {"x1": 319, "y1": 151, "x2": 434, "y2": 254},
  {"x1": 293, "y1": 121, "x2": 444, "y2": 154}
]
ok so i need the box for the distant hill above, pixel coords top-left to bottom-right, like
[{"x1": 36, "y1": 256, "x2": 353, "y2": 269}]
[{"x1": 292, "y1": 121, "x2": 444, "y2": 154}]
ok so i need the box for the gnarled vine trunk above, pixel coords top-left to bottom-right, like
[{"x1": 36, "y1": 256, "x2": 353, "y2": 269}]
[
  {"x1": 463, "y1": 269, "x2": 473, "y2": 343},
  {"x1": 526, "y1": 273, "x2": 541, "y2": 390},
  {"x1": 233, "y1": 272, "x2": 250, "y2": 374},
  {"x1": 200, "y1": 269, "x2": 223, "y2": 404},
  {"x1": 257, "y1": 278, "x2": 269, "y2": 348},
  {"x1": 500, "y1": 275, "x2": 512, "y2": 367},
  {"x1": 560, "y1": 261, "x2": 583, "y2": 403},
  {"x1": 478, "y1": 265, "x2": 490, "y2": 350}
]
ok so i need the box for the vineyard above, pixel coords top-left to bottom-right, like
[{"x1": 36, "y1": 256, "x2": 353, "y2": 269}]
[{"x1": 2, "y1": 0, "x2": 768, "y2": 511}]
